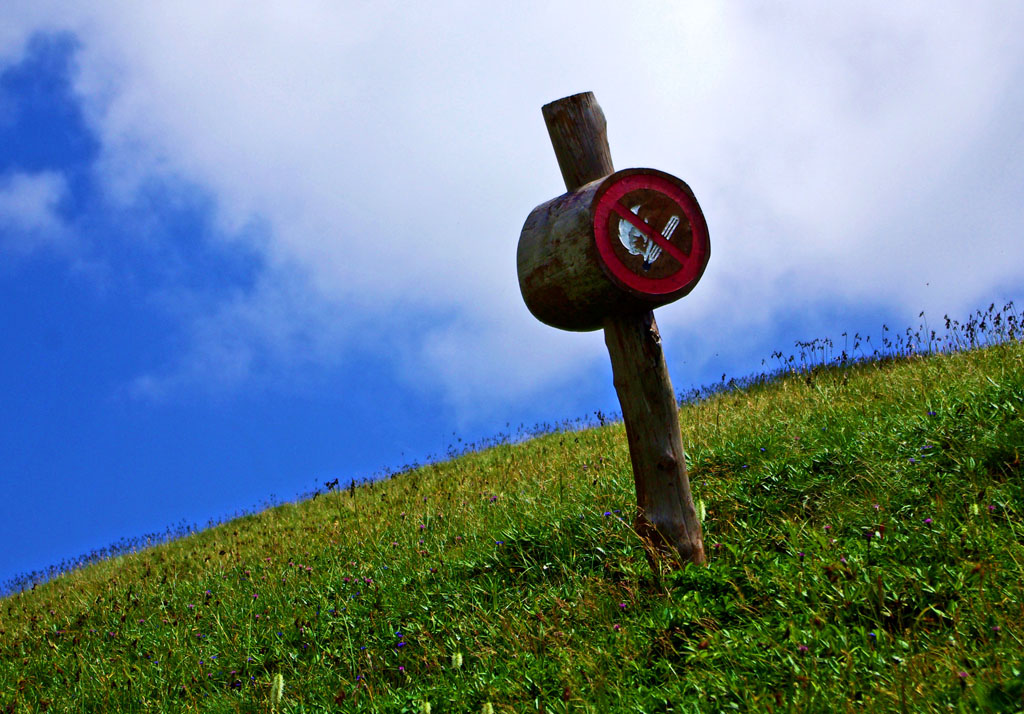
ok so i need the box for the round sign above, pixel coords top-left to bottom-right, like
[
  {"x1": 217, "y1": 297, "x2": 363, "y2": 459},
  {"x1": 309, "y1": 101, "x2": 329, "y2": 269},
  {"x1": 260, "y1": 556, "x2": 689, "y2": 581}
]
[{"x1": 592, "y1": 169, "x2": 710, "y2": 297}]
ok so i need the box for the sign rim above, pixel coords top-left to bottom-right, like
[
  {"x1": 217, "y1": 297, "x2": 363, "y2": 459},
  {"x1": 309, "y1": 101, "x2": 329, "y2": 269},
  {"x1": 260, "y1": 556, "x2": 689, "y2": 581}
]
[{"x1": 592, "y1": 168, "x2": 710, "y2": 297}]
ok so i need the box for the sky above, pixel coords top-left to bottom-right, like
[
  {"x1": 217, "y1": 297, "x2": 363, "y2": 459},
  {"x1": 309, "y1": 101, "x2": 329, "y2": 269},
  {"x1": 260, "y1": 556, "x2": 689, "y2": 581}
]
[{"x1": 1, "y1": 2, "x2": 1023, "y2": 590}]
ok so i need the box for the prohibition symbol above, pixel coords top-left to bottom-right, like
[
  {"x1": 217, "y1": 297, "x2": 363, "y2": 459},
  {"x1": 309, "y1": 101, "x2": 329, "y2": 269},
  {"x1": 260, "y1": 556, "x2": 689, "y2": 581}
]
[{"x1": 593, "y1": 169, "x2": 710, "y2": 297}]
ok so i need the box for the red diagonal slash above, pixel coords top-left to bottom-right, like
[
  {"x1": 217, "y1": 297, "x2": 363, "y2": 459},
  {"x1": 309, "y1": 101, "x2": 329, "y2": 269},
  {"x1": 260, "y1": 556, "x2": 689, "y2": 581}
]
[
  {"x1": 592, "y1": 169, "x2": 710, "y2": 297},
  {"x1": 610, "y1": 203, "x2": 689, "y2": 265}
]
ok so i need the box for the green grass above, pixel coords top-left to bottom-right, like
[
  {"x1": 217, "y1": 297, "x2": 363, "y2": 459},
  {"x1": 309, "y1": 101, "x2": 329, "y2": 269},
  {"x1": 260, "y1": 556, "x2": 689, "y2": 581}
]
[{"x1": 2, "y1": 331, "x2": 1023, "y2": 712}]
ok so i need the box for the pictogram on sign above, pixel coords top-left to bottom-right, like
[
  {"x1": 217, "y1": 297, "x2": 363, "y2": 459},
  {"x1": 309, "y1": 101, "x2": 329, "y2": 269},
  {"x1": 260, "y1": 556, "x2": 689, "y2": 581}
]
[{"x1": 592, "y1": 169, "x2": 710, "y2": 297}]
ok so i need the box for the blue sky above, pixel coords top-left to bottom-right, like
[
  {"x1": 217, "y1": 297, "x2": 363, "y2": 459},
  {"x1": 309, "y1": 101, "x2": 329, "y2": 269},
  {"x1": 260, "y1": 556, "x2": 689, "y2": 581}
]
[{"x1": 2, "y1": 3, "x2": 1023, "y2": 590}]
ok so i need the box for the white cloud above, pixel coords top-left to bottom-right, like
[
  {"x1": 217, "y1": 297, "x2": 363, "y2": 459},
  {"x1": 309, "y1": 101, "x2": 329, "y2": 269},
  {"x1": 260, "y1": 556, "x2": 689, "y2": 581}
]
[
  {"x1": 620, "y1": 3, "x2": 1024, "y2": 339},
  {"x1": 3, "y1": 1, "x2": 1024, "y2": 419},
  {"x1": 0, "y1": 1, "x2": 61, "y2": 65},
  {"x1": 0, "y1": 170, "x2": 72, "y2": 255}
]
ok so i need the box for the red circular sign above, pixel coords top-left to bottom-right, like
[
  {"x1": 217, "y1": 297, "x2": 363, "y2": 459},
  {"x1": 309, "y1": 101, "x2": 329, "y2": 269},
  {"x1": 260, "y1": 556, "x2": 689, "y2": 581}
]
[{"x1": 592, "y1": 169, "x2": 709, "y2": 297}]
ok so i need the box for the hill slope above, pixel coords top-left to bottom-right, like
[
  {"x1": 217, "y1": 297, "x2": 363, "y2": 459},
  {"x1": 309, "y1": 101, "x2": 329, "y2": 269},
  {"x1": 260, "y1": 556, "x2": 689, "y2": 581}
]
[{"x1": 2, "y1": 339, "x2": 1023, "y2": 713}]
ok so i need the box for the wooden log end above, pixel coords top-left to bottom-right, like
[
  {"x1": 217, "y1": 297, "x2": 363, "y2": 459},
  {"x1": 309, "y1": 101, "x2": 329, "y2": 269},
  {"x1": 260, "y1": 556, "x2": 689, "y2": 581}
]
[{"x1": 542, "y1": 92, "x2": 614, "y2": 192}]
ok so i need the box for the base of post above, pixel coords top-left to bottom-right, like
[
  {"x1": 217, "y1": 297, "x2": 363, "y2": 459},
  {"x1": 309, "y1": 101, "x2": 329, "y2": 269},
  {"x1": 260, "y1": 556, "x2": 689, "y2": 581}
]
[{"x1": 634, "y1": 513, "x2": 707, "y2": 568}]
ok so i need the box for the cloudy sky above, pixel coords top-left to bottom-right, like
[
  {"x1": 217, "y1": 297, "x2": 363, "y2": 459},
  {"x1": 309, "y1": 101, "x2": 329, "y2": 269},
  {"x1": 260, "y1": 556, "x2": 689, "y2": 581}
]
[{"x1": 2, "y1": 2, "x2": 1022, "y2": 590}]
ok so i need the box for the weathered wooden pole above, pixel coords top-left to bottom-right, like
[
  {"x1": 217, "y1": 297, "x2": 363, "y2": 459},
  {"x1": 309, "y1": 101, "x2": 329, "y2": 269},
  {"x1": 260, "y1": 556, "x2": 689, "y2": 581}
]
[
  {"x1": 603, "y1": 311, "x2": 705, "y2": 565},
  {"x1": 518, "y1": 91, "x2": 707, "y2": 565}
]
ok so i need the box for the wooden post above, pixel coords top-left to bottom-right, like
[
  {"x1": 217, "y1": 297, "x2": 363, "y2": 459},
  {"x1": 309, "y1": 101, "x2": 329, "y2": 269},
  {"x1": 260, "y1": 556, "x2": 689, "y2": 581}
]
[
  {"x1": 542, "y1": 92, "x2": 614, "y2": 191},
  {"x1": 540, "y1": 92, "x2": 706, "y2": 566},
  {"x1": 603, "y1": 312, "x2": 706, "y2": 565}
]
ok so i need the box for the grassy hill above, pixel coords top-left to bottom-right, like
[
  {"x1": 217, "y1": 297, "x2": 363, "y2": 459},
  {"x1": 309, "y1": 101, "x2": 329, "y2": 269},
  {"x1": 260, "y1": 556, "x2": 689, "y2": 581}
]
[{"x1": 2, "y1": 315, "x2": 1023, "y2": 713}]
